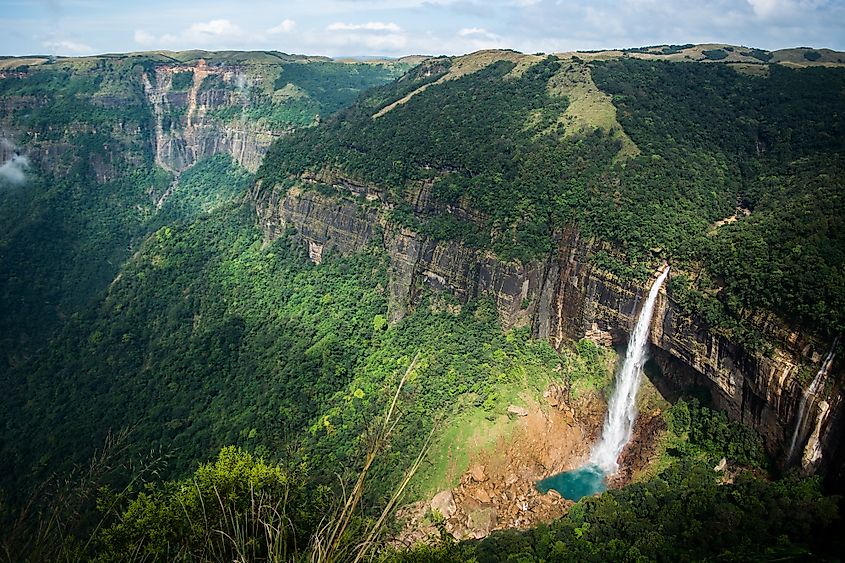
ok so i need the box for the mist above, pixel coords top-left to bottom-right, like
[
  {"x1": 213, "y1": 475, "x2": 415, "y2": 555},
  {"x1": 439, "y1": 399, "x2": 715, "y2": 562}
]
[
  {"x1": 0, "y1": 138, "x2": 31, "y2": 186},
  {"x1": 0, "y1": 154, "x2": 31, "y2": 185}
]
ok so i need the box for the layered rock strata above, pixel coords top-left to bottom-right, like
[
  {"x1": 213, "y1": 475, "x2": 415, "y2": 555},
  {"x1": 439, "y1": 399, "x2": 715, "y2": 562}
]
[
  {"x1": 141, "y1": 60, "x2": 281, "y2": 173},
  {"x1": 251, "y1": 178, "x2": 844, "y2": 485}
]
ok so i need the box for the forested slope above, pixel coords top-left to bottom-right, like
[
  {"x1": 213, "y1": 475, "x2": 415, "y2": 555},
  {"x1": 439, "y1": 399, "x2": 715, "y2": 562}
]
[
  {"x1": 256, "y1": 53, "x2": 845, "y2": 339},
  {"x1": 0, "y1": 51, "x2": 407, "y2": 364},
  {"x1": 2, "y1": 47, "x2": 844, "y2": 560}
]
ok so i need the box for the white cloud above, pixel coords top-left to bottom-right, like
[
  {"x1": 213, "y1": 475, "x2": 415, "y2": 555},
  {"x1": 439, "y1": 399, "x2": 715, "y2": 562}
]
[
  {"x1": 746, "y1": 0, "x2": 790, "y2": 17},
  {"x1": 327, "y1": 21, "x2": 402, "y2": 32},
  {"x1": 3, "y1": 0, "x2": 837, "y2": 59},
  {"x1": 184, "y1": 19, "x2": 241, "y2": 36},
  {"x1": 134, "y1": 19, "x2": 247, "y2": 49},
  {"x1": 43, "y1": 39, "x2": 93, "y2": 53},
  {"x1": 324, "y1": 32, "x2": 409, "y2": 51},
  {"x1": 133, "y1": 29, "x2": 156, "y2": 46},
  {"x1": 458, "y1": 27, "x2": 499, "y2": 39},
  {"x1": 0, "y1": 155, "x2": 30, "y2": 186},
  {"x1": 268, "y1": 19, "x2": 297, "y2": 34},
  {"x1": 322, "y1": 20, "x2": 407, "y2": 53}
]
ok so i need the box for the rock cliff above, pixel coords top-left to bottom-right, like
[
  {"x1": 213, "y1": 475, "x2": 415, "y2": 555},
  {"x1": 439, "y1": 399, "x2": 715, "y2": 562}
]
[
  {"x1": 251, "y1": 178, "x2": 844, "y2": 486},
  {"x1": 141, "y1": 60, "x2": 282, "y2": 173}
]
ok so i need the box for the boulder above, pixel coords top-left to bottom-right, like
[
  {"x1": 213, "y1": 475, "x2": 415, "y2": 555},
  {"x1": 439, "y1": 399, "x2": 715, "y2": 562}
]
[
  {"x1": 430, "y1": 490, "x2": 457, "y2": 519},
  {"x1": 469, "y1": 464, "x2": 488, "y2": 482},
  {"x1": 467, "y1": 506, "x2": 497, "y2": 539},
  {"x1": 507, "y1": 405, "x2": 529, "y2": 417}
]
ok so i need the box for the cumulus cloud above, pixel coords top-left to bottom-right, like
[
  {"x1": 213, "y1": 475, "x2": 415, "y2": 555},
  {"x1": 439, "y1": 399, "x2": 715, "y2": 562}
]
[
  {"x1": 327, "y1": 21, "x2": 402, "y2": 32},
  {"x1": 43, "y1": 39, "x2": 93, "y2": 54},
  {"x1": 745, "y1": 0, "x2": 828, "y2": 20},
  {"x1": 133, "y1": 30, "x2": 156, "y2": 45},
  {"x1": 458, "y1": 27, "x2": 499, "y2": 39},
  {"x1": 268, "y1": 19, "x2": 296, "y2": 34},
  {"x1": 327, "y1": 32, "x2": 409, "y2": 51},
  {"x1": 747, "y1": 0, "x2": 793, "y2": 17},
  {"x1": 5, "y1": 0, "x2": 838, "y2": 59},
  {"x1": 323, "y1": 21, "x2": 408, "y2": 53},
  {"x1": 134, "y1": 19, "x2": 248, "y2": 49}
]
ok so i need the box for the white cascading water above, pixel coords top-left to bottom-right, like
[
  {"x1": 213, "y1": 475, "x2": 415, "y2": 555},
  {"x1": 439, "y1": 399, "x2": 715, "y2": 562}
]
[
  {"x1": 590, "y1": 266, "x2": 670, "y2": 474},
  {"x1": 786, "y1": 337, "x2": 838, "y2": 463}
]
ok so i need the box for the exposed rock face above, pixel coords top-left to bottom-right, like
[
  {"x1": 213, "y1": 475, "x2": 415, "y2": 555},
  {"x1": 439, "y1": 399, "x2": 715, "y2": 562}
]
[
  {"x1": 2, "y1": 118, "x2": 148, "y2": 185},
  {"x1": 251, "y1": 179, "x2": 844, "y2": 485},
  {"x1": 142, "y1": 61, "x2": 282, "y2": 173},
  {"x1": 253, "y1": 186, "x2": 379, "y2": 255}
]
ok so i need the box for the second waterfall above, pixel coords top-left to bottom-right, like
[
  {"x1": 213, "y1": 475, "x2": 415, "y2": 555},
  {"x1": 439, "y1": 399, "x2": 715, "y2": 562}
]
[{"x1": 591, "y1": 266, "x2": 670, "y2": 473}]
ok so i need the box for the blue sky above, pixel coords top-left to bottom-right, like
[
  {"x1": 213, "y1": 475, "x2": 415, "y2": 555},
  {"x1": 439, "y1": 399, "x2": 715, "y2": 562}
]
[{"x1": 2, "y1": 0, "x2": 844, "y2": 58}]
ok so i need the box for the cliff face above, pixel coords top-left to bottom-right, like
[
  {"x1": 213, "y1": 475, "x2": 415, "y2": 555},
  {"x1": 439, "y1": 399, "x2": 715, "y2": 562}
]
[
  {"x1": 141, "y1": 60, "x2": 281, "y2": 173},
  {"x1": 251, "y1": 180, "x2": 844, "y2": 484}
]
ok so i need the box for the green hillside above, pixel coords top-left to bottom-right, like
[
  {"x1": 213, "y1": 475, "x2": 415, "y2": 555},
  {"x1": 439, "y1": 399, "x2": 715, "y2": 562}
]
[
  {"x1": 1, "y1": 48, "x2": 843, "y2": 561},
  {"x1": 257, "y1": 53, "x2": 845, "y2": 340},
  {"x1": 0, "y1": 53, "x2": 407, "y2": 363}
]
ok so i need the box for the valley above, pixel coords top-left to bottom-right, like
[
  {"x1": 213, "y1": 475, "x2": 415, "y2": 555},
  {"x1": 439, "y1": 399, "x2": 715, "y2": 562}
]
[{"x1": 0, "y1": 44, "x2": 843, "y2": 561}]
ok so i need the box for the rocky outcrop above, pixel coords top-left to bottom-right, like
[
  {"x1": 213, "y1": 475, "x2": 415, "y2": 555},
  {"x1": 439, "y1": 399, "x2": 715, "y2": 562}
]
[
  {"x1": 142, "y1": 61, "x2": 282, "y2": 173},
  {"x1": 251, "y1": 179, "x2": 844, "y2": 486}
]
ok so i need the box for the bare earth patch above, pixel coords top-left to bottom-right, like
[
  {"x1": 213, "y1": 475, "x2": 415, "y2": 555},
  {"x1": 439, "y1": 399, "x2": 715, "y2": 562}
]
[{"x1": 394, "y1": 391, "x2": 607, "y2": 545}]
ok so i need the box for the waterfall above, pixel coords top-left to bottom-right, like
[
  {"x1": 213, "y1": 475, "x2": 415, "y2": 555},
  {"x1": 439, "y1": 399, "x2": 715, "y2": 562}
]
[
  {"x1": 786, "y1": 338, "x2": 838, "y2": 463},
  {"x1": 590, "y1": 266, "x2": 670, "y2": 474}
]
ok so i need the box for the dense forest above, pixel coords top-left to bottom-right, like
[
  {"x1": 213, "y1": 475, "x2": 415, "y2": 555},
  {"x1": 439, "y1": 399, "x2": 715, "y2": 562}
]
[
  {"x1": 0, "y1": 53, "x2": 406, "y2": 364},
  {"x1": 1, "y1": 48, "x2": 844, "y2": 561},
  {"x1": 257, "y1": 55, "x2": 845, "y2": 339}
]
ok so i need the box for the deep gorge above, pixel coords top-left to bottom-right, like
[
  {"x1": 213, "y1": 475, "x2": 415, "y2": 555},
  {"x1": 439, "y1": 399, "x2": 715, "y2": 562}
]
[
  {"x1": 250, "y1": 177, "x2": 845, "y2": 487},
  {"x1": 2, "y1": 45, "x2": 844, "y2": 559}
]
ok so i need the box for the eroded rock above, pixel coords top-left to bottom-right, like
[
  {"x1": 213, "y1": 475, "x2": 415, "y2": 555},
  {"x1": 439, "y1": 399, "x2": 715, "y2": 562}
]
[
  {"x1": 430, "y1": 490, "x2": 456, "y2": 519},
  {"x1": 507, "y1": 405, "x2": 529, "y2": 417}
]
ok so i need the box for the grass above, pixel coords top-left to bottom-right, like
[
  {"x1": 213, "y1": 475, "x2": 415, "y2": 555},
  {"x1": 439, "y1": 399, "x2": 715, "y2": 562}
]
[
  {"x1": 637, "y1": 361, "x2": 672, "y2": 414},
  {"x1": 409, "y1": 364, "x2": 552, "y2": 501},
  {"x1": 0, "y1": 57, "x2": 50, "y2": 69},
  {"x1": 546, "y1": 62, "x2": 639, "y2": 159},
  {"x1": 564, "y1": 340, "x2": 617, "y2": 399}
]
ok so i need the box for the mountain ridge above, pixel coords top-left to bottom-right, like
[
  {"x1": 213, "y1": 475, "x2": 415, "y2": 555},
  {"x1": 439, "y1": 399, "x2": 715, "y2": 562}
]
[{"x1": 3, "y1": 43, "x2": 844, "y2": 70}]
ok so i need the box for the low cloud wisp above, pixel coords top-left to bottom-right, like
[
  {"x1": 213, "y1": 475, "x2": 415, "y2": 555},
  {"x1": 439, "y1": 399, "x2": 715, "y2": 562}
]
[
  {"x1": 0, "y1": 155, "x2": 31, "y2": 185},
  {"x1": 0, "y1": 139, "x2": 31, "y2": 186}
]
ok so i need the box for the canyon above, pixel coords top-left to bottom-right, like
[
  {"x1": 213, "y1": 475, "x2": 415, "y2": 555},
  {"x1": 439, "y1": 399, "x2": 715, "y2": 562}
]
[
  {"x1": 3, "y1": 47, "x2": 843, "y2": 548},
  {"x1": 3, "y1": 43, "x2": 844, "y2": 559},
  {"x1": 251, "y1": 176, "x2": 845, "y2": 489}
]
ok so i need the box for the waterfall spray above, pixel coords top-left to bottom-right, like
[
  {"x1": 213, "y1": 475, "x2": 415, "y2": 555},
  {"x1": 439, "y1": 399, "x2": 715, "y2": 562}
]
[
  {"x1": 590, "y1": 266, "x2": 670, "y2": 474},
  {"x1": 786, "y1": 337, "x2": 838, "y2": 463}
]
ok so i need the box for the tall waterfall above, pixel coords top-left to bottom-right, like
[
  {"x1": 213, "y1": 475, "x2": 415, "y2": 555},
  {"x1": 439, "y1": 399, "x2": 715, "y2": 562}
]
[
  {"x1": 591, "y1": 266, "x2": 670, "y2": 474},
  {"x1": 786, "y1": 338, "x2": 838, "y2": 463}
]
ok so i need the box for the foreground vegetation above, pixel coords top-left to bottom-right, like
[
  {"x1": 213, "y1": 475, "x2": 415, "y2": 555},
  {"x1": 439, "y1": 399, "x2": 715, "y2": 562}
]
[{"x1": 5, "y1": 397, "x2": 839, "y2": 561}]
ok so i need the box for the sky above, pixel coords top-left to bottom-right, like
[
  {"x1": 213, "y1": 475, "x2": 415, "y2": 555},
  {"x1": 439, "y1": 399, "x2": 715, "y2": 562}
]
[{"x1": 1, "y1": 0, "x2": 844, "y2": 58}]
